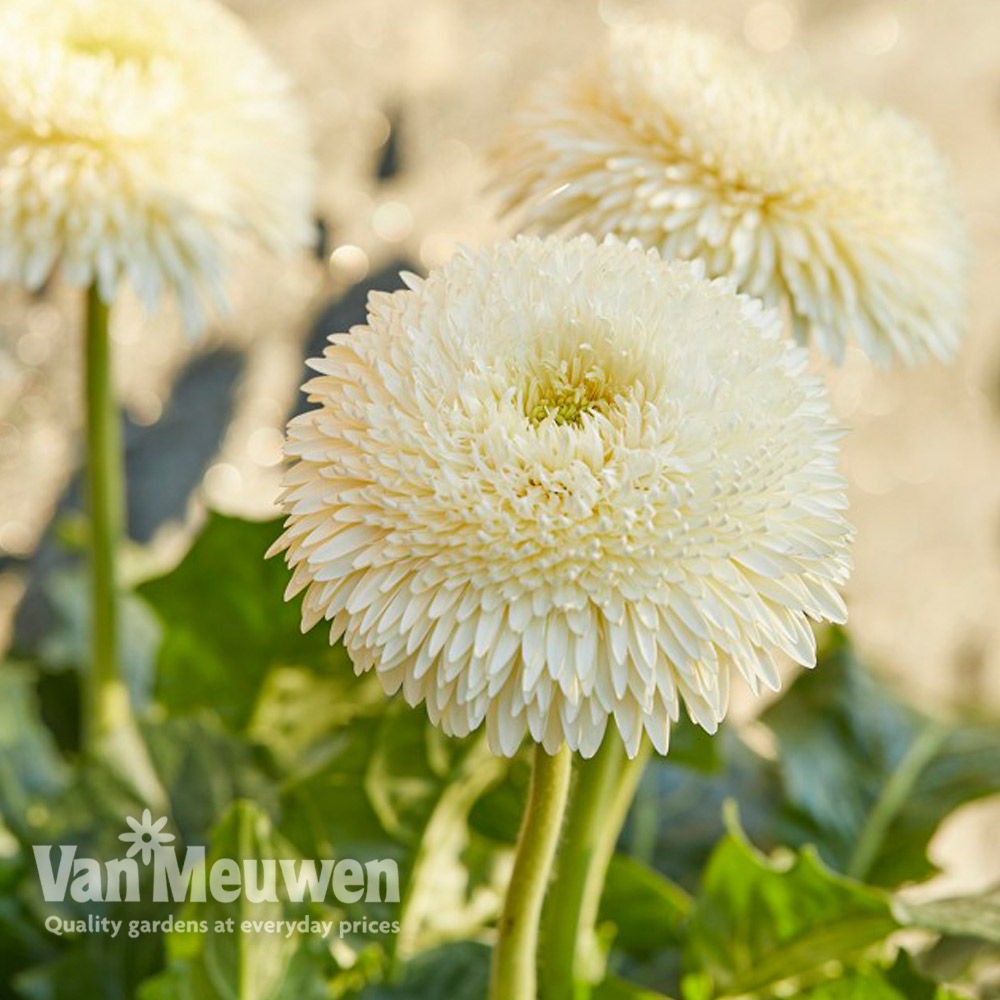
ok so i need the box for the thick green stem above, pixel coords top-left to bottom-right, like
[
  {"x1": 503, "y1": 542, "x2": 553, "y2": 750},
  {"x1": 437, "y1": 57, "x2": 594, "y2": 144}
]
[
  {"x1": 83, "y1": 284, "x2": 130, "y2": 752},
  {"x1": 538, "y1": 733, "x2": 623, "y2": 1000},
  {"x1": 539, "y1": 734, "x2": 651, "y2": 1000},
  {"x1": 586, "y1": 738, "x2": 651, "y2": 928},
  {"x1": 491, "y1": 744, "x2": 572, "y2": 1000}
]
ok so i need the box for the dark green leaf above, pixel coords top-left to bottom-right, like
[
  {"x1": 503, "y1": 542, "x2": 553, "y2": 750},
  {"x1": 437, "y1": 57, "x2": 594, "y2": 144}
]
[
  {"x1": 467, "y1": 756, "x2": 530, "y2": 846},
  {"x1": 142, "y1": 714, "x2": 279, "y2": 846},
  {"x1": 14, "y1": 932, "x2": 166, "y2": 1000},
  {"x1": 278, "y1": 699, "x2": 451, "y2": 856},
  {"x1": 640, "y1": 730, "x2": 794, "y2": 892},
  {"x1": 895, "y1": 886, "x2": 1000, "y2": 944},
  {"x1": 763, "y1": 629, "x2": 1000, "y2": 887},
  {"x1": 663, "y1": 718, "x2": 721, "y2": 775},
  {"x1": 138, "y1": 514, "x2": 350, "y2": 732},
  {"x1": 0, "y1": 668, "x2": 283, "y2": 1000},
  {"x1": 361, "y1": 941, "x2": 491, "y2": 1000},
  {"x1": 599, "y1": 855, "x2": 691, "y2": 960},
  {"x1": 32, "y1": 569, "x2": 162, "y2": 712},
  {"x1": 684, "y1": 805, "x2": 898, "y2": 997},
  {"x1": 0, "y1": 867, "x2": 59, "y2": 998},
  {"x1": 0, "y1": 664, "x2": 68, "y2": 840}
]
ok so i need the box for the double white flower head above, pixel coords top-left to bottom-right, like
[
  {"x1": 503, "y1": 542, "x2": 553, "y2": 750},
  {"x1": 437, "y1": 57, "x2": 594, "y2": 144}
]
[
  {"x1": 274, "y1": 235, "x2": 852, "y2": 758},
  {"x1": 0, "y1": 0, "x2": 314, "y2": 328},
  {"x1": 495, "y1": 24, "x2": 967, "y2": 365}
]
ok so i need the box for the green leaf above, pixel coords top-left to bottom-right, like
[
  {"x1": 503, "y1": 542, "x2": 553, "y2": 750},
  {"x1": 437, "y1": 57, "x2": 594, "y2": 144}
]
[
  {"x1": 895, "y1": 886, "x2": 1000, "y2": 944},
  {"x1": 137, "y1": 801, "x2": 331, "y2": 1000},
  {"x1": 393, "y1": 736, "x2": 508, "y2": 959},
  {"x1": 784, "y1": 952, "x2": 968, "y2": 1000},
  {"x1": 0, "y1": 664, "x2": 68, "y2": 840},
  {"x1": 598, "y1": 855, "x2": 691, "y2": 960},
  {"x1": 684, "y1": 805, "x2": 899, "y2": 997},
  {"x1": 278, "y1": 699, "x2": 453, "y2": 856},
  {"x1": 360, "y1": 941, "x2": 491, "y2": 1000},
  {"x1": 762, "y1": 629, "x2": 1000, "y2": 887},
  {"x1": 138, "y1": 514, "x2": 350, "y2": 732},
  {"x1": 640, "y1": 731, "x2": 793, "y2": 892},
  {"x1": 279, "y1": 704, "x2": 510, "y2": 958},
  {"x1": 14, "y1": 933, "x2": 167, "y2": 1000},
  {"x1": 0, "y1": 855, "x2": 59, "y2": 998},
  {"x1": 142, "y1": 714, "x2": 279, "y2": 845},
  {"x1": 593, "y1": 976, "x2": 677, "y2": 1000},
  {"x1": 0, "y1": 669, "x2": 284, "y2": 1000},
  {"x1": 663, "y1": 718, "x2": 721, "y2": 775},
  {"x1": 32, "y1": 568, "x2": 162, "y2": 711},
  {"x1": 246, "y1": 666, "x2": 385, "y2": 776},
  {"x1": 467, "y1": 756, "x2": 530, "y2": 846}
]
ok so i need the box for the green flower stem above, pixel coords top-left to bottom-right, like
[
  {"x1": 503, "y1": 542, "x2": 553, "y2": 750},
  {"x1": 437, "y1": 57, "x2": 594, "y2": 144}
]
[
  {"x1": 83, "y1": 284, "x2": 131, "y2": 752},
  {"x1": 627, "y1": 755, "x2": 660, "y2": 867},
  {"x1": 588, "y1": 737, "x2": 651, "y2": 924},
  {"x1": 491, "y1": 743, "x2": 573, "y2": 1000},
  {"x1": 539, "y1": 734, "x2": 652, "y2": 1000},
  {"x1": 538, "y1": 732, "x2": 624, "y2": 1000},
  {"x1": 847, "y1": 719, "x2": 950, "y2": 881}
]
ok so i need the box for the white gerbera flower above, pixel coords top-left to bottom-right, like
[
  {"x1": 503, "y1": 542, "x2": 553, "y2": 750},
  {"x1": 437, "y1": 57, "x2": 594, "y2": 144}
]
[
  {"x1": 494, "y1": 24, "x2": 967, "y2": 366},
  {"x1": 0, "y1": 0, "x2": 314, "y2": 329},
  {"x1": 273, "y1": 236, "x2": 852, "y2": 759}
]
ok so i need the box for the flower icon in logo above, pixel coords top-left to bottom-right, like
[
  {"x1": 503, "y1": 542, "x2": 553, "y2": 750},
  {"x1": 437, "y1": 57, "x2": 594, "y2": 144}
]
[{"x1": 119, "y1": 810, "x2": 175, "y2": 865}]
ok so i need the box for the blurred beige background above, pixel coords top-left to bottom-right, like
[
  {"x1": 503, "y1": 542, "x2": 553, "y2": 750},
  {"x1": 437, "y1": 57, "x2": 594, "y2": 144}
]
[{"x1": 1, "y1": 0, "x2": 999, "y2": 888}]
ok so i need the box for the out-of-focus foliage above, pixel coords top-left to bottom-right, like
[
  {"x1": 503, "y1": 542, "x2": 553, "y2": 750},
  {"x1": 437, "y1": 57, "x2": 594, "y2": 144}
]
[
  {"x1": 138, "y1": 801, "x2": 335, "y2": 1000},
  {"x1": 763, "y1": 629, "x2": 1000, "y2": 887},
  {"x1": 138, "y1": 514, "x2": 346, "y2": 731},
  {"x1": 1, "y1": 515, "x2": 999, "y2": 1000}
]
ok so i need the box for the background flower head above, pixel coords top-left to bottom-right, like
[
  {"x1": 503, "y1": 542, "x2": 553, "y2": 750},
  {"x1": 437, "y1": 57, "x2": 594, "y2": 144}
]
[
  {"x1": 0, "y1": 0, "x2": 315, "y2": 329},
  {"x1": 273, "y1": 235, "x2": 852, "y2": 759},
  {"x1": 493, "y1": 24, "x2": 968, "y2": 366}
]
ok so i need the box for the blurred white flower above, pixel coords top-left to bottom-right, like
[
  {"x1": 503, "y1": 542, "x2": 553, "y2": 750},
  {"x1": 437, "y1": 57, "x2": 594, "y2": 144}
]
[
  {"x1": 273, "y1": 235, "x2": 851, "y2": 759},
  {"x1": 494, "y1": 24, "x2": 967, "y2": 365},
  {"x1": 0, "y1": 0, "x2": 314, "y2": 329}
]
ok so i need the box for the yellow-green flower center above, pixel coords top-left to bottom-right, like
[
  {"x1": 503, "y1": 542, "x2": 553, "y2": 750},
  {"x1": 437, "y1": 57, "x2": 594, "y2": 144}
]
[{"x1": 524, "y1": 355, "x2": 620, "y2": 427}]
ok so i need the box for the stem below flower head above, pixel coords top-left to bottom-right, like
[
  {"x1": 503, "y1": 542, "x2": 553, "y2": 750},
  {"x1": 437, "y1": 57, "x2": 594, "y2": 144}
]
[
  {"x1": 83, "y1": 284, "x2": 131, "y2": 751},
  {"x1": 491, "y1": 743, "x2": 572, "y2": 1000},
  {"x1": 538, "y1": 733, "x2": 651, "y2": 1000}
]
